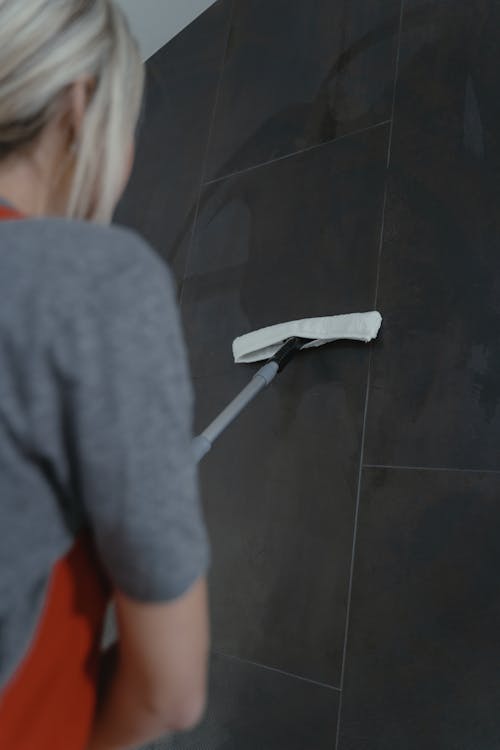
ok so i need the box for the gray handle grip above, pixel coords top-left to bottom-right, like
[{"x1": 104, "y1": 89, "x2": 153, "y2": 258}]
[{"x1": 192, "y1": 361, "x2": 279, "y2": 462}]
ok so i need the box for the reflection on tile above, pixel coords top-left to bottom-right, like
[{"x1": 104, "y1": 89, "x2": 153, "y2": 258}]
[
  {"x1": 365, "y1": 0, "x2": 500, "y2": 470},
  {"x1": 113, "y1": 0, "x2": 231, "y2": 289},
  {"x1": 182, "y1": 125, "x2": 389, "y2": 379},
  {"x1": 205, "y1": 0, "x2": 400, "y2": 180},
  {"x1": 338, "y1": 468, "x2": 500, "y2": 750},
  {"x1": 146, "y1": 653, "x2": 339, "y2": 749}
]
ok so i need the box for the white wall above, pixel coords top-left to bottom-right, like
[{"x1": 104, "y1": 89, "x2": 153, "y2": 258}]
[{"x1": 115, "y1": 0, "x2": 217, "y2": 60}]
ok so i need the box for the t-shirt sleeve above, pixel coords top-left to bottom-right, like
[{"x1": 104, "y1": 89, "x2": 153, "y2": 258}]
[{"x1": 53, "y1": 230, "x2": 210, "y2": 602}]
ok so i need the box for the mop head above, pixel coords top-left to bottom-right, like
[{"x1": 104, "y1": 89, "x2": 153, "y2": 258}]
[{"x1": 232, "y1": 311, "x2": 382, "y2": 364}]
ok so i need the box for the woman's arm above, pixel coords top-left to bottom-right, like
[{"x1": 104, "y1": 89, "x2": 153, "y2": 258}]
[{"x1": 87, "y1": 576, "x2": 209, "y2": 750}]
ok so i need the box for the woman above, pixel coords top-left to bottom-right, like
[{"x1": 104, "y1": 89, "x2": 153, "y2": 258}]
[{"x1": 0, "y1": 2, "x2": 211, "y2": 749}]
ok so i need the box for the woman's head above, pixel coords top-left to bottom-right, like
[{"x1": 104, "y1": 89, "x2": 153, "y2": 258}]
[{"x1": 0, "y1": 0, "x2": 145, "y2": 223}]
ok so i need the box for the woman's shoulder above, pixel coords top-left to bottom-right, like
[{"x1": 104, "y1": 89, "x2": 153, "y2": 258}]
[
  {"x1": 0, "y1": 215, "x2": 177, "y2": 330},
  {"x1": 15, "y1": 215, "x2": 168, "y2": 282}
]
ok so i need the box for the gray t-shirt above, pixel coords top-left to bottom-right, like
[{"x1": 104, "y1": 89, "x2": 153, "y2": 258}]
[{"x1": 0, "y1": 198, "x2": 210, "y2": 689}]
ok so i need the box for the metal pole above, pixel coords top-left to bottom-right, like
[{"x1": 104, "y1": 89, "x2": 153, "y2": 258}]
[{"x1": 192, "y1": 361, "x2": 279, "y2": 462}]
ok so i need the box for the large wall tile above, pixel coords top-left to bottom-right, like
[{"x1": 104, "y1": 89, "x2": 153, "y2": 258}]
[
  {"x1": 365, "y1": 0, "x2": 500, "y2": 470},
  {"x1": 338, "y1": 467, "x2": 500, "y2": 750},
  {"x1": 194, "y1": 354, "x2": 364, "y2": 686},
  {"x1": 183, "y1": 125, "x2": 388, "y2": 379},
  {"x1": 185, "y1": 126, "x2": 388, "y2": 685},
  {"x1": 114, "y1": 0, "x2": 232, "y2": 289},
  {"x1": 147, "y1": 653, "x2": 339, "y2": 749},
  {"x1": 205, "y1": 0, "x2": 401, "y2": 180}
]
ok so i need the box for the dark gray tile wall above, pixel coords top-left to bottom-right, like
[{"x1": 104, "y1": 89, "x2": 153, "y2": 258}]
[
  {"x1": 114, "y1": 0, "x2": 232, "y2": 289},
  {"x1": 364, "y1": 0, "x2": 500, "y2": 471},
  {"x1": 115, "y1": 0, "x2": 500, "y2": 747},
  {"x1": 185, "y1": 127, "x2": 388, "y2": 687},
  {"x1": 155, "y1": 653, "x2": 339, "y2": 749},
  {"x1": 183, "y1": 126, "x2": 388, "y2": 378},
  {"x1": 204, "y1": 0, "x2": 401, "y2": 180},
  {"x1": 337, "y1": 468, "x2": 500, "y2": 750}
]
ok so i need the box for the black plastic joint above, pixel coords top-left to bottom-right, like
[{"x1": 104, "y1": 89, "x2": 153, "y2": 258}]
[{"x1": 270, "y1": 336, "x2": 308, "y2": 372}]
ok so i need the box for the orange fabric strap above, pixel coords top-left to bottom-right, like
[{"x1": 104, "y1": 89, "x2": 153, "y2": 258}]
[
  {"x1": 0, "y1": 204, "x2": 25, "y2": 220},
  {"x1": 0, "y1": 203, "x2": 112, "y2": 749},
  {"x1": 0, "y1": 532, "x2": 111, "y2": 750}
]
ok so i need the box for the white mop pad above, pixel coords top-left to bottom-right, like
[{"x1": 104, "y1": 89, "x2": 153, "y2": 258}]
[{"x1": 232, "y1": 311, "x2": 382, "y2": 363}]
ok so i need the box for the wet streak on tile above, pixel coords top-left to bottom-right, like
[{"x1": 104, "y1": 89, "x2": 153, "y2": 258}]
[
  {"x1": 205, "y1": 0, "x2": 401, "y2": 180},
  {"x1": 365, "y1": 0, "x2": 500, "y2": 470}
]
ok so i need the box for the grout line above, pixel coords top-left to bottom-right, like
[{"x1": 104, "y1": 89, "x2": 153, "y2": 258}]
[
  {"x1": 179, "y1": 0, "x2": 234, "y2": 305},
  {"x1": 373, "y1": 183, "x2": 388, "y2": 309},
  {"x1": 334, "y1": 360, "x2": 372, "y2": 750},
  {"x1": 212, "y1": 649, "x2": 342, "y2": 692},
  {"x1": 363, "y1": 464, "x2": 500, "y2": 475},
  {"x1": 334, "y1": 80, "x2": 394, "y2": 746},
  {"x1": 386, "y1": 0, "x2": 406, "y2": 168},
  {"x1": 204, "y1": 119, "x2": 391, "y2": 186}
]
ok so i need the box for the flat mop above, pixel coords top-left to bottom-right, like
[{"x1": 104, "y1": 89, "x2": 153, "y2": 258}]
[{"x1": 192, "y1": 311, "x2": 382, "y2": 462}]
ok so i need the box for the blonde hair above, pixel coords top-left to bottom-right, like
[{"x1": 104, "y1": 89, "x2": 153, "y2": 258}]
[{"x1": 0, "y1": 0, "x2": 145, "y2": 223}]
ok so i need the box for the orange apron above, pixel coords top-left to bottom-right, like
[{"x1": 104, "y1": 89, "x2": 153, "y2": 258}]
[{"x1": 0, "y1": 203, "x2": 112, "y2": 749}]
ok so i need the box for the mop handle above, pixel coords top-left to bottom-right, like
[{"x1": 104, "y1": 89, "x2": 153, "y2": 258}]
[
  {"x1": 192, "y1": 362, "x2": 278, "y2": 462},
  {"x1": 192, "y1": 337, "x2": 307, "y2": 462}
]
